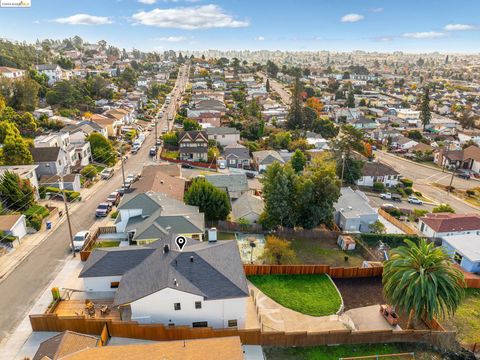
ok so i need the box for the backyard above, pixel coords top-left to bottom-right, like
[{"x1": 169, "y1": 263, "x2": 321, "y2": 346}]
[
  {"x1": 248, "y1": 274, "x2": 342, "y2": 316},
  {"x1": 92, "y1": 240, "x2": 121, "y2": 249},
  {"x1": 289, "y1": 236, "x2": 366, "y2": 267},
  {"x1": 264, "y1": 343, "x2": 443, "y2": 360},
  {"x1": 444, "y1": 288, "x2": 480, "y2": 344}
]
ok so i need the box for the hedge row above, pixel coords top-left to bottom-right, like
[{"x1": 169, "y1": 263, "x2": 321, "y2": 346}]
[
  {"x1": 39, "y1": 186, "x2": 81, "y2": 202},
  {"x1": 360, "y1": 233, "x2": 424, "y2": 249}
]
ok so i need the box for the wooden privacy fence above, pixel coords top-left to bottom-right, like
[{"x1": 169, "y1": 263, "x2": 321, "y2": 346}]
[
  {"x1": 29, "y1": 314, "x2": 455, "y2": 349},
  {"x1": 80, "y1": 226, "x2": 117, "y2": 261},
  {"x1": 243, "y1": 264, "x2": 383, "y2": 278},
  {"x1": 378, "y1": 209, "x2": 418, "y2": 235}
]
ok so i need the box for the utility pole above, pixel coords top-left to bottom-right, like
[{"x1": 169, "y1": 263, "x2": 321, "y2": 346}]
[
  {"x1": 120, "y1": 150, "x2": 126, "y2": 187},
  {"x1": 60, "y1": 174, "x2": 75, "y2": 258},
  {"x1": 448, "y1": 165, "x2": 456, "y2": 194},
  {"x1": 154, "y1": 114, "x2": 158, "y2": 161},
  {"x1": 340, "y1": 153, "x2": 346, "y2": 187}
]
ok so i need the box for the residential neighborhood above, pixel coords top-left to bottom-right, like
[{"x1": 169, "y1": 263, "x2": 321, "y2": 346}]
[{"x1": 1, "y1": 2, "x2": 480, "y2": 360}]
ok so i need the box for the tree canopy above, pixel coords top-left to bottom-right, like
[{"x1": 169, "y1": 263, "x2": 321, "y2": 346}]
[{"x1": 184, "y1": 177, "x2": 230, "y2": 221}]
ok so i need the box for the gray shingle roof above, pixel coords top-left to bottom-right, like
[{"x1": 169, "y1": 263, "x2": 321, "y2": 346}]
[
  {"x1": 30, "y1": 147, "x2": 61, "y2": 162},
  {"x1": 112, "y1": 239, "x2": 248, "y2": 305},
  {"x1": 223, "y1": 144, "x2": 250, "y2": 160},
  {"x1": 79, "y1": 247, "x2": 155, "y2": 278},
  {"x1": 252, "y1": 150, "x2": 285, "y2": 165},
  {"x1": 361, "y1": 162, "x2": 399, "y2": 177},
  {"x1": 232, "y1": 193, "x2": 264, "y2": 220},
  {"x1": 205, "y1": 174, "x2": 248, "y2": 193},
  {"x1": 206, "y1": 127, "x2": 240, "y2": 136}
]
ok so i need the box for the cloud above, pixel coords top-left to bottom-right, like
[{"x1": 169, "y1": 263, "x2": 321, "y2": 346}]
[
  {"x1": 54, "y1": 13, "x2": 113, "y2": 25},
  {"x1": 369, "y1": 7, "x2": 383, "y2": 13},
  {"x1": 254, "y1": 36, "x2": 265, "y2": 41},
  {"x1": 340, "y1": 13, "x2": 364, "y2": 23},
  {"x1": 403, "y1": 31, "x2": 446, "y2": 39},
  {"x1": 131, "y1": 4, "x2": 249, "y2": 29},
  {"x1": 444, "y1": 23, "x2": 477, "y2": 31},
  {"x1": 138, "y1": 0, "x2": 156, "y2": 4},
  {"x1": 156, "y1": 36, "x2": 187, "y2": 42}
]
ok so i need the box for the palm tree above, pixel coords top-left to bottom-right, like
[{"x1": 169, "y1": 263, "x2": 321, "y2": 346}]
[{"x1": 383, "y1": 239, "x2": 464, "y2": 329}]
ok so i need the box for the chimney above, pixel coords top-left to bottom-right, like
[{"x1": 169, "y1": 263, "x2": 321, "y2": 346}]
[
  {"x1": 163, "y1": 244, "x2": 170, "y2": 253},
  {"x1": 190, "y1": 256, "x2": 194, "y2": 263}
]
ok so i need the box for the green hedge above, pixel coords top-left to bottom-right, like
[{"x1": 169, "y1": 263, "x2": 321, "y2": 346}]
[
  {"x1": 24, "y1": 205, "x2": 50, "y2": 219},
  {"x1": 400, "y1": 178, "x2": 413, "y2": 187},
  {"x1": 360, "y1": 233, "x2": 423, "y2": 249},
  {"x1": 38, "y1": 186, "x2": 80, "y2": 202},
  {"x1": 0, "y1": 230, "x2": 17, "y2": 242}
]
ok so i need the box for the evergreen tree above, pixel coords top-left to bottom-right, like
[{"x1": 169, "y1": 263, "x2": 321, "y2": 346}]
[
  {"x1": 290, "y1": 149, "x2": 307, "y2": 173},
  {"x1": 265, "y1": 79, "x2": 270, "y2": 92},
  {"x1": 1, "y1": 135, "x2": 33, "y2": 165},
  {"x1": 345, "y1": 90, "x2": 355, "y2": 108},
  {"x1": 184, "y1": 178, "x2": 230, "y2": 221},
  {"x1": 0, "y1": 170, "x2": 35, "y2": 211},
  {"x1": 420, "y1": 87, "x2": 431, "y2": 130},
  {"x1": 286, "y1": 77, "x2": 304, "y2": 130}
]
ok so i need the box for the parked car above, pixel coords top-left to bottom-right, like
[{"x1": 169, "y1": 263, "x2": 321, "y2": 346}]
[
  {"x1": 131, "y1": 146, "x2": 140, "y2": 155},
  {"x1": 408, "y1": 196, "x2": 423, "y2": 205},
  {"x1": 106, "y1": 191, "x2": 121, "y2": 206},
  {"x1": 381, "y1": 203, "x2": 398, "y2": 211},
  {"x1": 116, "y1": 187, "x2": 126, "y2": 196},
  {"x1": 457, "y1": 170, "x2": 472, "y2": 180},
  {"x1": 126, "y1": 173, "x2": 140, "y2": 183},
  {"x1": 380, "y1": 193, "x2": 402, "y2": 202},
  {"x1": 71, "y1": 231, "x2": 90, "y2": 252},
  {"x1": 181, "y1": 163, "x2": 193, "y2": 169},
  {"x1": 245, "y1": 171, "x2": 256, "y2": 179},
  {"x1": 218, "y1": 162, "x2": 226, "y2": 170},
  {"x1": 156, "y1": 139, "x2": 162, "y2": 146},
  {"x1": 95, "y1": 202, "x2": 112, "y2": 217},
  {"x1": 100, "y1": 168, "x2": 114, "y2": 180},
  {"x1": 149, "y1": 147, "x2": 157, "y2": 156}
]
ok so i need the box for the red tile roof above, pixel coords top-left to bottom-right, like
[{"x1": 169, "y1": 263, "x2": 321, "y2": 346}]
[{"x1": 420, "y1": 213, "x2": 480, "y2": 233}]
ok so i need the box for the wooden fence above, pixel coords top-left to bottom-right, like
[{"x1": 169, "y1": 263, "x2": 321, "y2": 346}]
[
  {"x1": 80, "y1": 226, "x2": 117, "y2": 261},
  {"x1": 29, "y1": 314, "x2": 455, "y2": 349},
  {"x1": 243, "y1": 264, "x2": 383, "y2": 278},
  {"x1": 160, "y1": 152, "x2": 217, "y2": 169},
  {"x1": 378, "y1": 209, "x2": 418, "y2": 235}
]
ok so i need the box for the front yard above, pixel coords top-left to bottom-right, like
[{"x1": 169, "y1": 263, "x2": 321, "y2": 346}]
[
  {"x1": 444, "y1": 288, "x2": 480, "y2": 344},
  {"x1": 248, "y1": 274, "x2": 342, "y2": 316},
  {"x1": 290, "y1": 237, "x2": 365, "y2": 267}
]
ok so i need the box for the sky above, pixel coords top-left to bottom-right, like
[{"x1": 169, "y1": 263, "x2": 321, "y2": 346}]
[{"x1": 1, "y1": 0, "x2": 480, "y2": 53}]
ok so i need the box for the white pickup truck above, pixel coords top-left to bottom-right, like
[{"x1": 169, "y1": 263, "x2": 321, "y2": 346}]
[{"x1": 380, "y1": 192, "x2": 402, "y2": 202}]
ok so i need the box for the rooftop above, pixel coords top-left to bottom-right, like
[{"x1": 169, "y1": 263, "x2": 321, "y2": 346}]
[
  {"x1": 421, "y1": 213, "x2": 480, "y2": 233},
  {"x1": 334, "y1": 187, "x2": 377, "y2": 218},
  {"x1": 443, "y1": 234, "x2": 480, "y2": 262}
]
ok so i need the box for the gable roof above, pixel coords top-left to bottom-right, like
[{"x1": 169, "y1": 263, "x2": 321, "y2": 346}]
[
  {"x1": 361, "y1": 162, "x2": 399, "y2": 177},
  {"x1": 232, "y1": 193, "x2": 264, "y2": 220},
  {"x1": 334, "y1": 187, "x2": 377, "y2": 218},
  {"x1": 179, "y1": 130, "x2": 208, "y2": 143},
  {"x1": 463, "y1": 145, "x2": 480, "y2": 162},
  {"x1": 420, "y1": 213, "x2": 480, "y2": 233},
  {"x1": 113, "y1": 239, "x2": 248, "y2": 305},
  {"x1": 33, "y1": 331, "x2": 98, "y2": 360},
  {"x1": 223, "y1": 144, "x2": 250, "y2": 159},
  {"x1": 0, "y1": 214, "x2": 23, "y2": 232},
  {"x1": 30, "y1": 147, "x2": 62, "y2": 162},
  {"x1": 252, "y1": 150, "x2": 285, "y2": 165},
  {"x1": 205, "y1": 127, "x2": 240, "y2": 136},
  {"x1": 205, "y1": 174, "x2": 249, "y2": 193},
  {"x1": 118, "y1": 192, "x2": 198, "y2": 217},
  {"x1": 134, "y1": 165, "x2": 185, "y2": 200}
]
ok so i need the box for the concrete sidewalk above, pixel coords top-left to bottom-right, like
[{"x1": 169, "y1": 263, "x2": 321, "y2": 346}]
[
  {"x1": 0, "y1": 256, "x2": 84, "y2": 359},
  {"x1": 0, "y1": 172, "x2": 116, "y2": 284}
]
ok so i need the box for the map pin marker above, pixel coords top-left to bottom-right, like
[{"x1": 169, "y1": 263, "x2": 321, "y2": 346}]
[{"x1": 175, "y1": 236, "x2": 187, "y2": 251}]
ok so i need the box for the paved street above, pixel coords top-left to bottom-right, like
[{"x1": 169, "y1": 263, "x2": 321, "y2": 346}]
[
  {"x1": 258, "y1": 72, "x2": 291, "y2": 105},
  {"x1": 366, "y1": 192, "x2": 435, "y2": 212},
  {"x1": 0, "y1": 65, "x2": 189, "y2": 343},
  {"x1": 375, "y1": 150, "x2": 479, "y2": 214}
]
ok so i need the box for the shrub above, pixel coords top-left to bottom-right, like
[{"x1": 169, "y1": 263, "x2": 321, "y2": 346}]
[
  {"x1": 81, "y1": 164, "x2": 98, "y2": 180},
  {"x1": 24, "y1": 205, "x2": 50, "y2": 219},
  {"x1": 0, "y1": 230, "x2": 17, "y2": 242},
  {"x1": 360, "y1": 233, "x2": 423, "y2": 249},
  {"x1": 433, "y1": 203, "x2": 455, "y2": 214},
  {"x1": 27, "y1": 214, "x2": 43, "y2": 231},
  {"x1": 110, "y1": 210, "x2": 119, "y2": 219},
  {"x1": 414, "y1": 191, "x2": 422, "y2": 197},
  {"x1": 413, "y1": 209, "x2": 429, "y2": 219},
  {"x1": 466, "y1": 189, "x2": 476, "y2": 197},
  {"x1": 65, "y1": 191, "x2": 81, "y2": 202},
  {"x1": 396, "y1": 188, "x2": 406, "y2": 197},
  {"x1": 404, "y1": 187, "x2": 413, "y2": 196},
  {"x1": 400, "y1": 178, "x2": 413, "y2": 187},
  {"x1": 373, "y1": 182, "x2": 386, "y2": 193}
]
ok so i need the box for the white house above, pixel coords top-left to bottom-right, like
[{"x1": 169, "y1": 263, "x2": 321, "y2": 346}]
[
  {"x1": 35, "y1": 64, "x2": 63, "y2": 85},
  {"x1": 397, "y1": 109, "x2": 420, "y2": 120},
  {"x1": 79, "y1": 238, "x2": 248, "y2": 329},
  {"x1": 0, "y1": 214, "x2": 28, "y2": 240},
  {"x1": 206, "y1": 127, "x2": 240, "y2": 147},
  {"x1": 419, "y1": 213, "x2": 480, "y2": 238},
  {"x1": 356, "y1": 162, "x2": 401, "y2": 188},
  {"x1": 0, "y1": 66, "x2": 25, "y2": 79},
  {"x1": 442, "y1": 234, "x2": 480, "y2": 273},
  {"x1": 334, "y1": 187, "x2": 378, "y2": 232}
]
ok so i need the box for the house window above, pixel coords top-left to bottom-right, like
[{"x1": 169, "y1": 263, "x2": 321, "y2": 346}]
[
  {"x1": 195, "y1": 301, "x2": 202, "y2": 309},
  {"x1": 228, "y1": 320, "x2": 238, "y2": 327},
  {"x1": 174, "y1": 303, "x2": 181, "y2": 311},
  {"x1": 110, "y1": 282, "x2": 119, "y2": 289},
  {"x1": 229, "y1": 159, "x2": 236, "y2": 165},
  {"x1": 454, "y1": 252, "x2": 463, "y2": 265},
  {"x1": 192, "y1": 321, "x2": 208, "y2": 328}
]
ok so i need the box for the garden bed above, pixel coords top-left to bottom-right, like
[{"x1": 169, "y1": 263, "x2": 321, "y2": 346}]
[{"x1": 248, "y1": 274, "x2": 342, "y2": 316}]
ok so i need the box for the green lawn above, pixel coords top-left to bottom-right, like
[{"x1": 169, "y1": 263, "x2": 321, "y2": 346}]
[
  {"x1": 264, "y1": 343, "x2": 441, "y2": 360},
  {"x1": 205, "y1": 231, "x2": 236, "y2": 241},
  {"x1": 93, "y1": 241, "x2": 121, "y2": 249},
  {"x1": 93, "y1": 164, "x2": 106, "y2": 173},
  {"x1": 444, "y1": 288, "x2": 480, "y2": 344},
  {"x1": 248, "y1": 274, "x2": 342, "y2": 316},
  {"x1": 290, "y1": 238, "x2": 365, "y2": 267}
]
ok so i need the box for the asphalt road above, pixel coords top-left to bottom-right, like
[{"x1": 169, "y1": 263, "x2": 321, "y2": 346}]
[
  {"x1": 258, "y1": 72, "x2": 291, "y2": 105},
  {"x1": 375, "y1": 150, "x2": 479, "y2": 214},
  {"x1": 0, "y1": 65, "x2": 189, "y2": 342}
]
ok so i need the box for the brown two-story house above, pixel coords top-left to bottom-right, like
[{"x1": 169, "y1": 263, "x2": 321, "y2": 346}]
[{"x1": 179, "y1": 131, "x2": 209, "y2": 162}]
